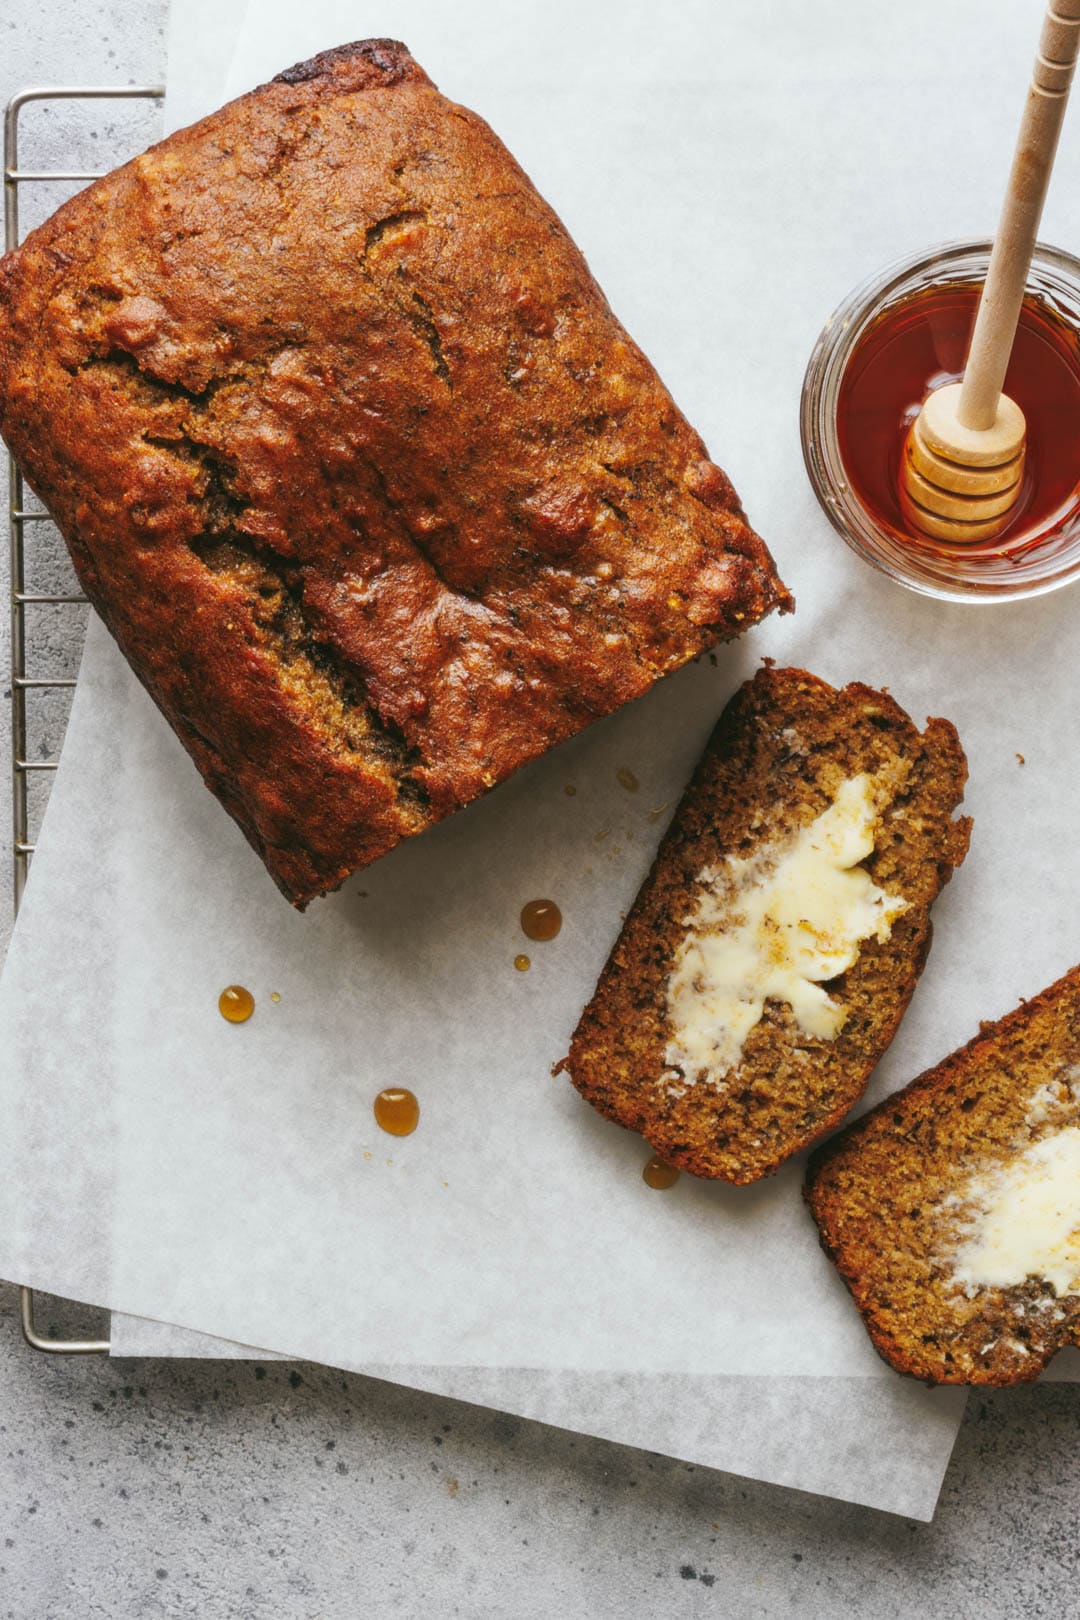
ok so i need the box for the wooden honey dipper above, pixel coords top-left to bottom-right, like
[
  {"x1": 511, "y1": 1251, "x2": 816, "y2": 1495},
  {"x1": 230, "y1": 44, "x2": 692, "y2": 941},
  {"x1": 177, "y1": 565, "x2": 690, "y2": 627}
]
[{"x1": 901, "y1": 0, "x2": 1080, "y2": 542}]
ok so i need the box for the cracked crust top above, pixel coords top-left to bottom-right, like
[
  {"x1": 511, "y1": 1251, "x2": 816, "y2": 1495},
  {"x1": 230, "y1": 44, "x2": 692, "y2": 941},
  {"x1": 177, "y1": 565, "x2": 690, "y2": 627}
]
[{"x1": 0, "y1": 39, "x2": 790, "y2": 904}]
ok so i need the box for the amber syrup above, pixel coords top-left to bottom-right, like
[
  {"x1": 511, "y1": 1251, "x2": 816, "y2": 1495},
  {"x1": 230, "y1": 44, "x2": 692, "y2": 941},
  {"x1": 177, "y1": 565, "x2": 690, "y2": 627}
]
[
  {"x1": 373, "y1": 1087, "x2": 420, "y2": 1136},
  {"x1": 837, "y1": 282, "x2": 1080, "y2": 554},
  {"x1": 642, "y1": 1153, "x2": 680, "y2": 1190},
  {"x1": 219, "y1": 985, "x2": 255, "y2": 1023},
  {"x1": 520, "y1": 899, "x2": 562, "y2": 942}
]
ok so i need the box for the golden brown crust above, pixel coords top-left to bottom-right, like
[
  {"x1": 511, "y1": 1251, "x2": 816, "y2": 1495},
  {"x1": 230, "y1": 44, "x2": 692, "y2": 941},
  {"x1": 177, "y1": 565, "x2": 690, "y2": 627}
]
[
  {"x1": 806, "y1": 965, "x2": 1080, "y2": 1386},
  {"x1": 0, "y1": 39, "x2": 790, "y2": 904},
  {"x1": 558, "y1": 666, "x2": 971, "y2": 1183}
]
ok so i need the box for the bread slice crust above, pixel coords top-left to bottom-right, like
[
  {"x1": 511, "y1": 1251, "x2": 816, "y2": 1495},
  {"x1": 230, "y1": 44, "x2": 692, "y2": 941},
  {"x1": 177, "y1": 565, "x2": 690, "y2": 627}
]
[
  {"x1": 559, "y1": 666, "x2": 971, "y2": 1183},
  {"x1": 0, "y1": 39, "x2": 789, "y2": 905},
  {"x1": 806, "y1": 965, "x2": 1080, "y2": 1386}
]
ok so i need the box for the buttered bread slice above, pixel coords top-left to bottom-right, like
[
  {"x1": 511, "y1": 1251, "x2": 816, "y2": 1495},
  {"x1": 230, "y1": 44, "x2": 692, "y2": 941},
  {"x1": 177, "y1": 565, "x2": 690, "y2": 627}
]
[
  {"x1": 806, "y1": 966, "x2": 1080, "y2": 1385},
  {"x1": 559, "y1": 667, "x2": 970, "y2": 1183}
]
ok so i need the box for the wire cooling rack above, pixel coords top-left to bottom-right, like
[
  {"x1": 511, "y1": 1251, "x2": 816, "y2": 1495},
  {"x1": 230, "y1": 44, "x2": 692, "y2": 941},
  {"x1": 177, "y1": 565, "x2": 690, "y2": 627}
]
[{"x1": 6, "y1": 84, "x2": 164, "y2": 1354}]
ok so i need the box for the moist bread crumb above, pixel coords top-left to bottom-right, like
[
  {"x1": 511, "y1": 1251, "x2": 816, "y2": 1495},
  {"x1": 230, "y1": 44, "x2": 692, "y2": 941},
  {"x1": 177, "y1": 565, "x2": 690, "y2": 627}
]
[
  {"x1": 0, "y1": 38, "x2": 790, "y2": 905},
  {"x1": 806, "y1": 965, "x2": 1080, "y2": 1386},
  {"x1": 558, "y1": 667, "x2": 970, "y2": 1183}
]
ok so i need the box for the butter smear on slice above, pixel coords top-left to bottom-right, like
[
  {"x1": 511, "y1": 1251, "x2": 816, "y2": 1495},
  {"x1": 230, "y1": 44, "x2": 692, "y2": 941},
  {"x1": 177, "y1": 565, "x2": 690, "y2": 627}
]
[
  {"x1": 663, "y1": 774, "x2": 906, "y2": 1085},
  {"x1": 949, "y1": 1127, "x2": 1080, "y2": 1297}
]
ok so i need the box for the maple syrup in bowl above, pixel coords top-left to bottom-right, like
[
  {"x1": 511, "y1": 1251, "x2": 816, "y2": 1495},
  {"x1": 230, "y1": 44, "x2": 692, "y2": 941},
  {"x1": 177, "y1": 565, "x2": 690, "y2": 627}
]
[{"x1": 802, "y1": 240, "x2": 1080, "y2": 601}]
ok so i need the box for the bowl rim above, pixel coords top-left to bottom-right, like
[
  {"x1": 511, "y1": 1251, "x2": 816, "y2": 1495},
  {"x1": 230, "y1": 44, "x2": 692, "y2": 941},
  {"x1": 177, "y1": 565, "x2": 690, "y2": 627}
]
[{"x1": 800, "y1": 237, "x2": 1080, "y2": 605}]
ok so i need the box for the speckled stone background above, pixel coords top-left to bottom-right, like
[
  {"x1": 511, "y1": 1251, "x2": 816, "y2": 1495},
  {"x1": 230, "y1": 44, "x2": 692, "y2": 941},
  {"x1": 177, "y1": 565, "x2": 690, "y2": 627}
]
[{"x1": 2, "y1": 5, "x2": 1079, "y2": 1616}]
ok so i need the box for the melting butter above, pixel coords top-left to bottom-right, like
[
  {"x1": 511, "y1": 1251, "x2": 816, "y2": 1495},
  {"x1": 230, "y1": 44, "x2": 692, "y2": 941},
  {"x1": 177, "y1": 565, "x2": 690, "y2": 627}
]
[
  {"x1": 663, "y1": 775, "x2": 906, "y2": 1084},
  {"x1": 949, "y1": 1128, "x2": 1080, "y2": 1297}
]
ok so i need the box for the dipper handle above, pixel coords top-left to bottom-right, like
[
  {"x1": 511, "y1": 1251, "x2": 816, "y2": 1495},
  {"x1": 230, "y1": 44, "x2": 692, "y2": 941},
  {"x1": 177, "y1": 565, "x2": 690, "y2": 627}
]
[{"x1": 959, "y1": 0, "x2": 1080, "y2": 430}]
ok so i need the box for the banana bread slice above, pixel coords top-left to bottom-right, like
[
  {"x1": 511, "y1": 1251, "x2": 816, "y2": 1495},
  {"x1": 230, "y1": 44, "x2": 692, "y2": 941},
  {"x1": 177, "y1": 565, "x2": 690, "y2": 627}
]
[
  {"x1": 558, "y1": 667, "x2": 970, "y2": 1183},
  {"x1": 806, "y1": 966, "x2": 1080, "y2": 1386},
  {"x1": 0, "y1": 39, "x2": 790, "y2": 905}
]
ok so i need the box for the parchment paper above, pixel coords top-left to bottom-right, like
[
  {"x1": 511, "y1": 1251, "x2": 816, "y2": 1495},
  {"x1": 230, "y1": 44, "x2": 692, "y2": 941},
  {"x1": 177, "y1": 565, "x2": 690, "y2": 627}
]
[
  {"x1": 108, "y1": 1310, "x2": 967, "y2": 1522},
  {"x1": 163, "y1": 0, "x2": 248, "y2": 135},
  {"x1": 106, "y1": 0, "x2": 978, "y2": 1524},
  {"x1": 3, "y1": 0, "x2": 1078, "y2": 1518}
]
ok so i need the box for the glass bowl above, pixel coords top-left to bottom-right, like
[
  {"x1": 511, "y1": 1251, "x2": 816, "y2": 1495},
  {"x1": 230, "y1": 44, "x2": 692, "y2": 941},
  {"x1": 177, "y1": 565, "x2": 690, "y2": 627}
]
[{"x1": 800, "y1": 239, "x2": 1080, "y2": 602}]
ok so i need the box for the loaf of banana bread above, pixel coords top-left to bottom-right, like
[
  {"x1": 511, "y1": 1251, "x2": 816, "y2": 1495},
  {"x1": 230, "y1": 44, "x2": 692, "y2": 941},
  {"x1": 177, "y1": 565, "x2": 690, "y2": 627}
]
[
  {"x1": 559, "y1": 667, "x2": 970, "y2": 1183},
  {"x1": 0, "y1": 39, "x2": 790, "y2": 903}
]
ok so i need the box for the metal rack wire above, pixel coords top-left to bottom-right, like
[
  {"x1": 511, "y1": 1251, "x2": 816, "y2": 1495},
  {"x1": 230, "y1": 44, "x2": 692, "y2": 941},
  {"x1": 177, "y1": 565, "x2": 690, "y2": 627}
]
[{"x1": 6, "y1": 84, "x2": 164, "y2": 1354}]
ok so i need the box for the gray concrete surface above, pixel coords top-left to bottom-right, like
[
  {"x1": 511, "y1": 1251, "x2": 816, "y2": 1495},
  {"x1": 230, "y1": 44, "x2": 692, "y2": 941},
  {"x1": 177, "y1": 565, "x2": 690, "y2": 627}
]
[
  {"x1": 2, "y1": 4, "x2": 1079, "y2": 1616},
  {"x1": 3, "y1": 1284, "x2": 1080, "y2": 1619}
]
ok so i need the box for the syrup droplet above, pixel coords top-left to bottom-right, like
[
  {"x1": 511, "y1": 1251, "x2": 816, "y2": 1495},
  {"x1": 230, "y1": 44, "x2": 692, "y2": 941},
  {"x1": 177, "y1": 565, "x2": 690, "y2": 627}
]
[
  {"x1": 514, "y1": 953, "x2": 531, "y2": 972},
  {"x1": 642, "y1": 1153, "x2": 680, "y2": 1190},
  {"x1": 373, "y1": 1087, "x2": 420, "y2": 1136},
  {"x1": 521, "y1": 898, "x2": 562, "y2": 941},
  {"x1": 218, "y1": 984, "x2": 254, "y2": 1023},
  {"x1": 564, "y1": 784, "x2": 577, "y2": 796},
  {"x1": 616, "y1": 766, "x2": 640, "y2": 793},
  {"x1": 270, "y1": 991, "x2": 281, "y2": 1004}
]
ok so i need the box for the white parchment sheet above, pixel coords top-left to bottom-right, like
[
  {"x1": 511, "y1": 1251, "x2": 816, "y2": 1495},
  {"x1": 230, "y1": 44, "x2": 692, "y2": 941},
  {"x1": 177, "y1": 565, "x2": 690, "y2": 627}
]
[
  {"x1": 110, "y1": 1317, "x2": 969, "y2": 1524},
  {"x1": 163, "y1": 0, "x2": 249, "y2": 137},
  {"x1": 107, "y1": 1, "x2": 975, "y2": 1525},
  {"x1": 4, "y1": 0, "x2": 1079, "y2": 1518}
]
